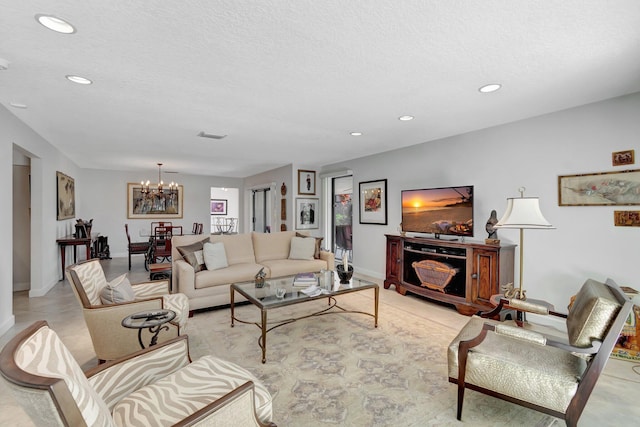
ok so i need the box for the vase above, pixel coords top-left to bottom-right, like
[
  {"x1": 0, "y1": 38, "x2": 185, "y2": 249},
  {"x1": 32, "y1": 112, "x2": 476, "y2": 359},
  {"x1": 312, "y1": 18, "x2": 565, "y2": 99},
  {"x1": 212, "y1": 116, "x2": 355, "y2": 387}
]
[{"x1": 336, "y1": 264, "x2": 353, "y2": 284}]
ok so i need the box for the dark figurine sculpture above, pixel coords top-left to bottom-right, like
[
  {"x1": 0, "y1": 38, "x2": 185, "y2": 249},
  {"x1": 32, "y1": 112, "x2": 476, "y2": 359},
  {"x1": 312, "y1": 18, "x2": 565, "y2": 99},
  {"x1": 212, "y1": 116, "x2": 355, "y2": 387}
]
[{"x1": 485, "y1": 210, "x2": 498, "y2": 239}]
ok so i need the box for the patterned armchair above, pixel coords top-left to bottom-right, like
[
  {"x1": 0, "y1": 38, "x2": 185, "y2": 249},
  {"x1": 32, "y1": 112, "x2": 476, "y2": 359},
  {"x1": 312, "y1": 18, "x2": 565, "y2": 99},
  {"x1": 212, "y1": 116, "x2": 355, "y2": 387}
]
[
  {"x1": 0, "y1": 321, "x2": 275, "y2": 426},
  {"x1": 448, "y1": 278, "x2": 633, "y2": 427},
  {"x1": 66, "y1": 259, "x2": 189, "y2": 362}
]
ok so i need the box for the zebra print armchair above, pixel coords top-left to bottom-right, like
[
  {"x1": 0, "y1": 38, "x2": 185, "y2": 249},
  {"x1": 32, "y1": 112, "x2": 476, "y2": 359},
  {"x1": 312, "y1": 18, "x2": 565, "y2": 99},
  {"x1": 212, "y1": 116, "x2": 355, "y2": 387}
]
[{"x1": 0, "y1": 321, "x2": 275, "y2": 426}]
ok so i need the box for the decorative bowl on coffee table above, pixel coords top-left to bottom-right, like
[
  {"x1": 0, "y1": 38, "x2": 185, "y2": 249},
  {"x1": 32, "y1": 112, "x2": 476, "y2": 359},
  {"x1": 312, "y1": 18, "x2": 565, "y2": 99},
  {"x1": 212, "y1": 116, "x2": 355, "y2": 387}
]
[{"x1": 336, "y1": 264, "x2": 353, "y2": 284}]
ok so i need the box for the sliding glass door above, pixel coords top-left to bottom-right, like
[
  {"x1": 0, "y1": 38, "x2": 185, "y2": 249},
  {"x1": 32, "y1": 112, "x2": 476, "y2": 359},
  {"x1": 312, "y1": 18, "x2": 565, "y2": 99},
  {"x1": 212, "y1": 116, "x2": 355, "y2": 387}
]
[{"x1": 332, "y1": 176, "x2": 353, "y2": 262}]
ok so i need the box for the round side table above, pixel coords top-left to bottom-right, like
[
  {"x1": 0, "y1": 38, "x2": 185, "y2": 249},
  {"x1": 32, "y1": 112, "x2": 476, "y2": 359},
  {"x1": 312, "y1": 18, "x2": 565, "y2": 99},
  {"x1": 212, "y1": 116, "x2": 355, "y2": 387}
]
[{"x1": 121, "y1": 309, "x2": 176, "y2": 349}]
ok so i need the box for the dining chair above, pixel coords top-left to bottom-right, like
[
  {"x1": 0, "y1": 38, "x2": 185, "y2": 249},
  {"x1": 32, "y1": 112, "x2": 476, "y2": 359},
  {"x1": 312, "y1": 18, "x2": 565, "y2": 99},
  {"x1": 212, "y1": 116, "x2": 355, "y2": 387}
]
[{"x1": 124, "y1": 224, "x2": 150, "y2": 270}]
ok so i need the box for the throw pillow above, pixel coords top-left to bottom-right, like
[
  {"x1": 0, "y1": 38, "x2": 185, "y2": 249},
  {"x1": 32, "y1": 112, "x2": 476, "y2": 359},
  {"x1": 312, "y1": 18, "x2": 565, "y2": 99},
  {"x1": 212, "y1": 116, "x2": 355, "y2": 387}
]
[
  {"x1": 296, "y1": 232, "x2": 324, "y2": 259},
  {"x1": 203, "y1": 242, "x2": 229, "y2": 271},
  {"x1": 176, "y1": 238, "x2": 209, "y2": 272},
  {"x1": 289, "y1": 236, "x2": 316, "y2": 260},
  {"x1": 100, "y1": 274, "x2": 135, "y2": 304}
]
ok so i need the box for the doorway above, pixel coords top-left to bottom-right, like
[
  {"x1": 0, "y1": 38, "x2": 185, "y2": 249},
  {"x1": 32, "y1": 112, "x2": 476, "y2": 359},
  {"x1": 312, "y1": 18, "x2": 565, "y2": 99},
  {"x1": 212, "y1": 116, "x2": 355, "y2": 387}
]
[
  {"x1": 332, "y1": 175, "x2": 353, "y2": 263},
  {"x1": 13, "y1": 151, "x2": 31, "y2": 292},
  {"x1": 210, "y1": 187, "x2": 239, "y2": 234},
  {"x1": 252, "y1": 188, "x2": 272, "y2": 233}
]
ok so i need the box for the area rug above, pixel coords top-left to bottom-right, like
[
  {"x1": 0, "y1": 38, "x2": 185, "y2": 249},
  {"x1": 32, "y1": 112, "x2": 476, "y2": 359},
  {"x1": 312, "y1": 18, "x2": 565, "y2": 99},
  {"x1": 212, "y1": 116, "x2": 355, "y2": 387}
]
[{"x1": 185, "y1": 292, "x2": 559, "y2": 426}]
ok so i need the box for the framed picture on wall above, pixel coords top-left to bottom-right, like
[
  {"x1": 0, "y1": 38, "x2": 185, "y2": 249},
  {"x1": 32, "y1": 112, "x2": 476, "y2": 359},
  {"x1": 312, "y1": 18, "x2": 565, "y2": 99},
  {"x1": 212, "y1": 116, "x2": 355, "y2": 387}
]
[
  {"x1": 56, "y1": 171, "x2": 75, "y2": 220},
  {"x1": 295, "y1": 198, "x2": 319, "y2": 229},
  {"x1": 558, "y1": 169, "x2": 640, "y2": 206},
  {"x1": 359, "y1": 179, "x2": 388, "y2": 224},
  {"x1": 127, "y1": 183, "x2": 184, "y2": 219},
  {"x1": 298, "y1": 169, "x2": 316, "y2": 195},
  {"x1": 211, "y1": 199, "x2": 228, "y2": 215}
]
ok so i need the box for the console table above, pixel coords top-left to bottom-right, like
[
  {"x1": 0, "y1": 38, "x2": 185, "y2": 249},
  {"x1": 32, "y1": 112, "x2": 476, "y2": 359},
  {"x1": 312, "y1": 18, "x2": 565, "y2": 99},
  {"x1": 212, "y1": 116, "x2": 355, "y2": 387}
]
[
  {"x1": 384, "y1": 234, "x2": 515, "y2": 315},
  {"x1": 57, "y1": 234, "x2": 98, "y2": 280}
]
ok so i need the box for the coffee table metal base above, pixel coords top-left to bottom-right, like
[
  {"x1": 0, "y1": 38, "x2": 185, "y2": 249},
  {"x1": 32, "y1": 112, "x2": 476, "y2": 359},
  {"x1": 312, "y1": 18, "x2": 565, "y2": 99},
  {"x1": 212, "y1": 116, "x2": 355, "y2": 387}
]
[{"x1": 231, "y1": 285, "x2": 378, "y2": 363}]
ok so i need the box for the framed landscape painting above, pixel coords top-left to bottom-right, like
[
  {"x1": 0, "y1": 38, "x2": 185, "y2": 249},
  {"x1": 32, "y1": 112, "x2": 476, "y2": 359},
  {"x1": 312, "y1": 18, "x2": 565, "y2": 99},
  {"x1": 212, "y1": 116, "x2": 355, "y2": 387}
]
[
  {"x1": 56, "y1": 171, "x2": 75, "y2": 220},
  {"x1": 127, "y1": 183, "x2": 184, "y2": 219},
  {"x1": 558, "y1": 169, "x2": 640, "y2": 206},
  {"x1": 359, "y1": 179, "x2": 387, "y2": 224}
]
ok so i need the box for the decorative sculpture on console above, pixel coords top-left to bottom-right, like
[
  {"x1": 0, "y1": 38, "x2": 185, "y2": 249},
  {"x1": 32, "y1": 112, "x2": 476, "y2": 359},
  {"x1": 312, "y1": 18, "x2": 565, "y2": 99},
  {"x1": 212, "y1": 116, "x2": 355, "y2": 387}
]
[{"x1": 485, "y1": 210, "x2": 500, "y2": 245}]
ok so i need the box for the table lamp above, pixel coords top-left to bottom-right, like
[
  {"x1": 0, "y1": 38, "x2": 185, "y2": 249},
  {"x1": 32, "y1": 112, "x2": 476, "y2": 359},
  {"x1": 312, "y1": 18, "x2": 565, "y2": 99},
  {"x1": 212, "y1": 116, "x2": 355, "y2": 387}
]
[{"x1": 493, "y1": 187, "x2": 554, "y2": 300}]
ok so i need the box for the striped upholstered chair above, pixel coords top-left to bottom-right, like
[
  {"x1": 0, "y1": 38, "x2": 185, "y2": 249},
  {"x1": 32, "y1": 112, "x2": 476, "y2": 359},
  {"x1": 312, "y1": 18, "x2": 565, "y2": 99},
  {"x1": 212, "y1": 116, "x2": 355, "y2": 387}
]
[
  {"x1": 0, "y1": 321, "x2": 275, "y2": 427},
  {"x1": 66, "y1": 259, "x2": 189, "y2": 362}
]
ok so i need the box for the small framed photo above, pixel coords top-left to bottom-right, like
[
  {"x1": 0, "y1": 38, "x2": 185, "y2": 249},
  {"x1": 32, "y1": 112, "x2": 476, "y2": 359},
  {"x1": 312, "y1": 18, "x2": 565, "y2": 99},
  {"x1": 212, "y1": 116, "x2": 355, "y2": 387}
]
[
  {"x1": 612, "y1": 149, "x2": 635, "y2": 166},
  {"x1": 211, "y1": 199, "x2": 227, "y2": 215},
  {"x1": 614, "y1": 210, "x2": 640, "y2": 227},
  {"x1": 298, "y1": 169, "x2": 316, "y2": 195},
  {"x1": 295, "y1": 198, "x2": 319, "y2": 229},
  {"x1": 359, "y1": 179, "x2": 388, "y2": 225}
]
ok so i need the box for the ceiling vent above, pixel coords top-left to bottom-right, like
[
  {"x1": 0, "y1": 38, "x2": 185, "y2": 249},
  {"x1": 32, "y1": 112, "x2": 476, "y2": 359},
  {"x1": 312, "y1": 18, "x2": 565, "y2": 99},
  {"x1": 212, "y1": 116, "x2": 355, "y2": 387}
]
[{"x1": 197, "y1": 131, "x2": 227, "y2": 140}]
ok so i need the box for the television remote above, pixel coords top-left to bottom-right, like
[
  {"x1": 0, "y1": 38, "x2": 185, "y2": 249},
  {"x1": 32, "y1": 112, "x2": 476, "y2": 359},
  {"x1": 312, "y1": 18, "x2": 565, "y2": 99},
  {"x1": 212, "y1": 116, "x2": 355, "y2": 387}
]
[{"x1": 130, "y1": 311, "x2": 165, "y2": 319}]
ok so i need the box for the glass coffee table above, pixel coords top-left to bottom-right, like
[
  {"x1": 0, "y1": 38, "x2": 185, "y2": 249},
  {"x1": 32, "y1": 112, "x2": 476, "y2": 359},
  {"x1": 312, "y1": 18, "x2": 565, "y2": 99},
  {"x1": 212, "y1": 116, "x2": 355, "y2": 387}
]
[{"x1": 230, "y1": 273, "x2": 379, "y2": 363}]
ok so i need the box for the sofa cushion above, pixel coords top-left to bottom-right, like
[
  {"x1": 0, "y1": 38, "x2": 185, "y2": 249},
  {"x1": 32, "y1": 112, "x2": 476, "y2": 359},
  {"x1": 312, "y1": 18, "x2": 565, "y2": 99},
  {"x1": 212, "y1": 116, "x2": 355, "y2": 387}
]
[
  {"x1": 100, "y1": 273, "x2": 135, "y2": 304},
  {"x1": 203, "y1": 242, "x2": 229, "y2": 271},
  {"x1": 261, "y1": 259, "x2": 328, "y2": 279},
  {"x1": 289, "y1": 236, "x2": 316, "y2": 260},
  {"x1": 111, "y1": 356, "x2": 273, "y2": 426},
  {"x1": 176, "y1": 238, "x2": 209, "y2": 272},
  {"x1": 195, "y1": 263, "x2": 264, "y2": 289},
  {"x1": 210, "y1": 233, "x2": 256, "y2": 265},
  {"x1": 253, "y1": 231, "x2": 296, "y2": 263},
  {"x1": 296, "y1": 232, "x2": 323, "y2": 259}
]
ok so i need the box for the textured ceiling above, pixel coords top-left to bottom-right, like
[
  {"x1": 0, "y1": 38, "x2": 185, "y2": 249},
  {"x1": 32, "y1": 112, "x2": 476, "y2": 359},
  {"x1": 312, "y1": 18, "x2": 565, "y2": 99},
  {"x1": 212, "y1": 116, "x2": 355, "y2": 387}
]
[{"x1": 2, "y1": 1, "x2": 640, "y2": 177}]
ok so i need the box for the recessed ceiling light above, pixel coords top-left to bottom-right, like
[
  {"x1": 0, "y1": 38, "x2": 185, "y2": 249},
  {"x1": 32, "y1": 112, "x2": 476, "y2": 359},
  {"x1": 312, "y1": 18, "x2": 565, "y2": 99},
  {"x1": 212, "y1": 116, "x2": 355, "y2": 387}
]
[
  {"x1": 398, "y1": 115, "x2": 414, "y2": 121},
  {"x1": 479, "y1": 84, "x2": 501, "y2": 93},
  {"x1": 35, "y1": 14, "x2": 76, "y2": 34},
  {"x1": 10, "y1": 102, "x2": 28, "y2": 109},
  {"x1": 66, "y1": 75, "x2": 92, "y2": 85},
  {"x1": 350, "y1": 132, "x2": 363, "y2": 136}
]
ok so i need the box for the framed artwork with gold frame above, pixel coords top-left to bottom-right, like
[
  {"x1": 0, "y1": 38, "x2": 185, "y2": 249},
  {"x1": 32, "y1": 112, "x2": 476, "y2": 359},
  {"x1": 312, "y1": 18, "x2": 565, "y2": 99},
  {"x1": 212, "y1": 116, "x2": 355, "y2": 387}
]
[
  {"x1": 612, "y1": 149, "x2": 634, "y2": 166},
  {"x1": 127, "y1": 183, "x2": 184, "y2": 219}
]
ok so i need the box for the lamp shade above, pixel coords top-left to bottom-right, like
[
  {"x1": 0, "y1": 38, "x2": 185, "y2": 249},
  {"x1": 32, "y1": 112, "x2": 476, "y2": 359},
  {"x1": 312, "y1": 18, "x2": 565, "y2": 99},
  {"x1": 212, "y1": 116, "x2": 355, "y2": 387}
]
[{"x1": 494, "y1": 197, "x2": 554, "y2": 229}]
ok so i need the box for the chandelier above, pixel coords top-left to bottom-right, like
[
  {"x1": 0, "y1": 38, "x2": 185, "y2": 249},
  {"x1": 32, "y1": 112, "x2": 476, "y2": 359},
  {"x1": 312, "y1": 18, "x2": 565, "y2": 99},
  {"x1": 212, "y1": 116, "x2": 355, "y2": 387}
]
[{"x1": 140, "y1": 163, "x2": 178, "y2": 196}]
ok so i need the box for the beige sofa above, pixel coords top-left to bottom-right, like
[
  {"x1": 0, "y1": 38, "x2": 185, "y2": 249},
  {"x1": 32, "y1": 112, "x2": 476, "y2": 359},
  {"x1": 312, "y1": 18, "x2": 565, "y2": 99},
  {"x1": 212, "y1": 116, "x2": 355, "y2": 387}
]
[{"x1": 171, "y1": 231, "x2": 335, "y2": 311}]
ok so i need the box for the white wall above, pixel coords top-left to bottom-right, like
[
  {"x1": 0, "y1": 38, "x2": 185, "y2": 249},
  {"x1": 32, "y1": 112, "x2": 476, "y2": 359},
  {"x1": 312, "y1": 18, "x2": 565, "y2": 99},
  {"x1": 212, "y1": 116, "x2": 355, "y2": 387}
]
[
  {"x1": 78, "y1": 169, "x2": 243, "y2": 258},
  {"x1": 244, "y1": 164, "x2": 294, "y2": 233},
  {"x1": 322, "y1": 92, "x2": 640, "y2": 313},
  {"x1": 1, "y1": 105, "x2": 81, "y2": 335}
]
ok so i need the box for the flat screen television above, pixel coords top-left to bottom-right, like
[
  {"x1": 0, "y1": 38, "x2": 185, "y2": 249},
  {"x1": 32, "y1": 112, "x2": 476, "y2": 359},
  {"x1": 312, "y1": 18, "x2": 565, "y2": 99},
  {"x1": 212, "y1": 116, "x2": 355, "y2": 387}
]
[{"x1": 401, "y1": 185, "x2": 474, "y2": 238}]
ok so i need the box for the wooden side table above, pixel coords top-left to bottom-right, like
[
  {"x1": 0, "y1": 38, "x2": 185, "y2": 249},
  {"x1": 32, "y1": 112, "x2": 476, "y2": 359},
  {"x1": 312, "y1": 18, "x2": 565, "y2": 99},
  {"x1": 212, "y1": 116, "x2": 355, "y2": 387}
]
[
  {"x1": 121, "y1": 309, "x2": 176, "y2": 349},
  {"x1": 57, "y1": 234, "x2": 98, "y2": 280},
  {"x1": 149, "y1": 262, "x2": 172, "y2": 287}
]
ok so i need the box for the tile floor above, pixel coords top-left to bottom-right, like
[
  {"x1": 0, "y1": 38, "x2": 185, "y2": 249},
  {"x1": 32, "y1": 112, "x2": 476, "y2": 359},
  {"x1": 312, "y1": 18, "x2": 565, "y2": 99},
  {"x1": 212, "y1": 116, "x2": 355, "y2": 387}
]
[{"x1": 1, "y1": 257, "x2": 639, "y2": 426}]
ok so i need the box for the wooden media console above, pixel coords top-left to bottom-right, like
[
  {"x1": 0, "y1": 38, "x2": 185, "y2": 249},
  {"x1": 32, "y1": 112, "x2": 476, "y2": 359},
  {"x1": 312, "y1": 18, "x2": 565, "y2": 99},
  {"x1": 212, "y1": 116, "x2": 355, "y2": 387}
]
[{"x1": 384, "y1": 234, "x2": 515, "y2": 315}]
